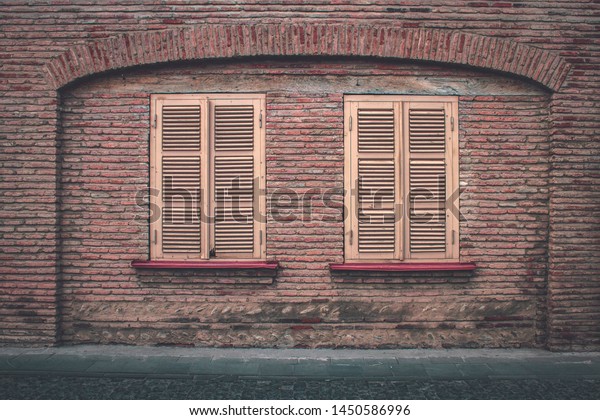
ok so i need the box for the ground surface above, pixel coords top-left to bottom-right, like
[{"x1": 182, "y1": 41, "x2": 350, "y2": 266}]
[
  {"x1": 1, "y1": 375, "x2": 599, "y2": 399},
  {"x1": 1, "y1": 346, "x2": 599, "y2": 400}
]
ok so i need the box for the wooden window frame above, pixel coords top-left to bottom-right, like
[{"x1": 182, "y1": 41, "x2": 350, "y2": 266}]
[
  {"x1": 344, "y1": 95, "x2": 460, "y2": 263},
  {"x1": 150, "y1": 93, "x2": 266, "y2": 262}
]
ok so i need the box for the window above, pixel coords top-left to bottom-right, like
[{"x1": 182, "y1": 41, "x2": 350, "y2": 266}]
[
  {"x1": 150, "y1": 94, "x2": 266, "y2": 261},
  {"x1": 344, "y1": 96, "x2": 459, "y2": 262}
]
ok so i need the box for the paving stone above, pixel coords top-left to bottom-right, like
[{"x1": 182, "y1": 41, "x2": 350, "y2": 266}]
[
  {"x1": 428, "y1": 356, "x2": 465, "y2": 364},
  {"x1": 456, "y1": 363, "x2": 494, "y2": 379},
  {"x1": 361, "y1": 361, "x2": 396, "y2": 377},
  {"x1": 257, "y1": 360, "x2": 296, "y2": 376},
  {"x1": 328, "y1": 363, "x2": 364, "y2": 377},
  {"x1": 525, "y1": 362, "x2": 600, "y2": 378},
  {"x1": 2, "y1": 354, "x2": 54, "y2": 371},
  {"x1": 0, "y1": 355, "x2": 18, "y2": 370},
  {"x1": 488, "y1": 362, "x2": 537, "y2": 378},
  {"x1": 85, "y1": 358, "x2": 158, "y2": 374},
  {"x1": 292, "y1": 360, "x2": 331, "y2": 377},
  {"x1": 37, "y1": 355, "x2": 97, "y2": 372},
  {"x1": 390, "y1": 362, "x2": 428, "y2": 378},
  {"x1": 199, "y1": 360, "x2": 260, "y2": 376},
  {"x1": 425, "y1": 363, "x2": 465, "y2": 379},
  {"x1": 142, "y1": 357, "x2": 193, "y2": 375}
]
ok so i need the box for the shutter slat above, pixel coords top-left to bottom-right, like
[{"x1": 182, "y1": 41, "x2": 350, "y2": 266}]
[
  {"x1": 358, "y1": 159, "x2": 395, "y2": 205},
  {"x1": 408, "y1": 108, "x2": 445, "y2": 154},
  {"x1": 352, "y1": 104, "x2": 399, "y2": 259},
  {"x1": 408, "y1": 106, "x2": 447, "y2": 255},
  {"x1": 214, "y1": 105, "x2": 254, "y2": 151},
  {"x1": 162, "y1": 105, "x2": 201, "y2": 151},
  {"x1": 161, "y1": 154, "x2": 201, "y2": 254},
  {"x1": 157, "y1": 101, "x2": 203, "y2": 257},
  {"x1": 213, "y1": 103, "x2": 257, "y2": 256},
  {"x1": 358, "y1": 108, "x2": 395, "y2": 153},
  {"x1": 358, "y1": 210, "x2": 395, "y2": 251}
]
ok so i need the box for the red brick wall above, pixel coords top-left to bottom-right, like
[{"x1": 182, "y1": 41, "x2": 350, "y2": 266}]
[
  {"x1": 1, "y1": 1, "x2": 598, "y2": 350},
  {"x1": 55, "y1": 60, "x2": 549, "y2": 348}
]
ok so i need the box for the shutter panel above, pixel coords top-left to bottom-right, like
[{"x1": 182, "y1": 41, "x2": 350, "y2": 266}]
[
  {"x1": 150, "y1": 97, "x2": 205, "y2": 260},
  {"x1": 404, "y1": 101, "x2": 454, "y2": 260},
  {"x1": 346, "y1": 101, "x2": 402, "y2": 261},
  {"x1": 210, "y1": 99, "x2": 263, "y2": 259}
]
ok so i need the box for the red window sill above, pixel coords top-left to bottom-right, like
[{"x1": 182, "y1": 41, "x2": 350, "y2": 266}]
[
  {"x1": 329, "y1": 262, "x2": 476, "y2": 272},
  {"x1": 131, "y1": 260, "x2": 279, "y2": 270}
]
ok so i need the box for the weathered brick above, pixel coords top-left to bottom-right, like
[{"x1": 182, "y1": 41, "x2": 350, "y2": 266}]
[{"x1": 0, "y1": 4, "x2": 597, "y2": 351}]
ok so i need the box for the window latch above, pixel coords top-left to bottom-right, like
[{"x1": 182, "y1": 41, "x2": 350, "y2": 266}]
[
  {"x1": 450, "y1": 116, "x2": 454, "y2": 132},
  {"x1": 349, "y1": 115, "x2": 353, "y2": 132},
  {"x1": 350, "y1": 229, "x2": 353, "y2": 245},
  {"x1": 153, "y1": 229, "x2": 157, "y2": 245},
  {"x1": 153, "y1": 113, "x2": 157, "y2": 128},
  {"x1": 209, "y1": 248, "x2": 216, "y2": 257},
  {"x1": 259, "y1": 110, "x2": 263, "y2": 128}
]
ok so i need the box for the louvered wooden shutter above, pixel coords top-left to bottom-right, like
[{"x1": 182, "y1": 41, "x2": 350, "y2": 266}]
[
  {"x1": 403, "y1": 101, "x2": 457, "y2": 260},
  {"x1": 345, "y1": 101, "x2": 402, "y2": 261},
  {"x1": 210, "y1": 98, "x2": 265, "y2": 259},
  {"x1": 150, "y1": 97, "x2": 207, "y2": 260}
]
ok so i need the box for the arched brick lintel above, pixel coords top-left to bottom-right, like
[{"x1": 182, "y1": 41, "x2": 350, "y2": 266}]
[{"x1": 45, "y1": 24, "x2": 571, "y2": 92}]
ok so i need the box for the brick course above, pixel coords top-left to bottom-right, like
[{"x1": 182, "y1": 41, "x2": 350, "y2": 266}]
[
  {"x1": 0, "y1": 2, "x2": 598, "y2": 350},
  {"x1": 56, "y1": 60, "x2": 548, "y2": 348},
  {"x1": 42, "y1": 24, "x2": 570, "y2": 92}
]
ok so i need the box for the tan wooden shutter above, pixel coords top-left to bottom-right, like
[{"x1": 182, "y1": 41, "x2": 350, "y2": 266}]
[
  {"x1": 345, "y1": 100, "x2": 402, "y2": 261},
  {"x1": 403, "y1": 100, "x2": 457, "y2": 260},
  {"x1": 150, "y1": 96, "x2": 207, "y2": 260},
  {"x1": 210, "y1": 98, "x2": 265, "y2": 259}
]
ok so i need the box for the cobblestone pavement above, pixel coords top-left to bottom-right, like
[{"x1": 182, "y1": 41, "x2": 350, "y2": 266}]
[{"x1": 1, "y1": 376, "x2": 599, "y2": 400}]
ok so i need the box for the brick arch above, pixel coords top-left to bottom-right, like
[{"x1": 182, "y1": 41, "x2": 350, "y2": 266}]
[{"x1": 45, "y1": 23, "x2": 570, "y2": 92}]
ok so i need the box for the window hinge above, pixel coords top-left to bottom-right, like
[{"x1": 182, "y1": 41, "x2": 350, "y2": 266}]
[
  {"x1": 349, "y1": 115, "x2": 353, "y2": 132},
  {"x1": 153, "y1": 113, "x2": 157, "y2": 128},
  {"x1": 450, "y1": 116, "x2": 455, "y2": 132},
  {"x1": 350, "y1": 229, "x2": 353, "y2": 245},
  {"x1": 153, "y1": 229, "x2": 157, "y2": 245},
  {"x1": 259, "y1": 110, "x2": 263, "y2": 128}
]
